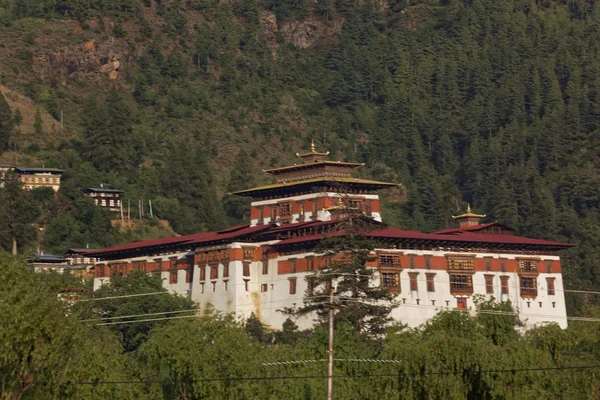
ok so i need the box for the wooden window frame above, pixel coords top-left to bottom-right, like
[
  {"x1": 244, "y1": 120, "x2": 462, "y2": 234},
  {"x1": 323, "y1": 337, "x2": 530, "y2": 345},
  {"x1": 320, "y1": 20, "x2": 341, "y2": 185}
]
[
  {"x1": 547, "y1": 277, "x2": 556, "y2": 295},
  {"x1": 408, "y1": 255, "x2": 416, "y2": 269},
  {"x1": 520, "y1": 276, "x2": 537, "y2": 298},
  {"x1": 279, "y1": 202, "x2": 292, "y2": 220},
  {"x1": 185, "y1": 268, "x2": 193, "y2": 283},
  {"x1": 243, "y1": 262, "x2": 251, "y2": 277},
  {"x1": 261, "y1": 283, "x2": 268, "y2": 293},
  {"x1": 169, "y1": 270, "x2": 178, "y2": 284},
  {"x1": 447, "y1": 256, "x2": 475, "y2": 272},
  {"x1": 409, "y1": 272, "x2": 419, "y2": 291},
  {"x1": 517, "y1": 259, "x2": 539, "y2": 273},
  {"x1": 500, "y1": 258, "x2": 507, "y2": 273},
  {"x1": 290, "y1": 258, "x2": 297, "y2": 274},
  {"x1": 223, "y1": 263, "x2": 229, "y2": 278},
  {"x1": 210, "y1": 265, "x2": 218, "y2": 280},
  {"x1": 380, "y1": 269, "x2": 401, "y2": 293},
  {"x1": 243, "y1": 247, "x2": 254, "y2": 261},
  {"x1": 500, "y1": 276, "x2": 509, "y2": 294},
  {"x1": 169, "y1": 257, "x2": 177, "y2": 270},
  {"x1": 307, "y1": 257, "x2": 315, "y2": 271},
  {"x1": 484, "y1": 274, "x2": 494, "y2": 294},
  {"x1": 426, "y1": 273, "x2": 435, "y2": 292},
  {"x1": 545, "y1": 261, "x2": 553, "y2": 274},
  {"x1": 199, "y1": 266, "x2": 206, "y2": 282},
  {"x1": 484, "y1": 258, "x2": 492, "y2": 272},
  {"x1": 449, "y1": 273, "x2": 474, "y2": 295},
  {"x1": 289, "y1": 278, "x2": 297, "y2": 295},
  {"x1": 379, "y1": 254, "x2": 401, "y2": 268},
  {"x1": 424, "y1": 255, "x2": 432, "y2": 270}
]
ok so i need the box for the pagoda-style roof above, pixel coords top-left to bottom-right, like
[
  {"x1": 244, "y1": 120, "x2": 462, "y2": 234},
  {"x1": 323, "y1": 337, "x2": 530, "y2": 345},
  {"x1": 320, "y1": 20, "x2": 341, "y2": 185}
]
[
  {"x1": 231, "y1": 176, "x2": 398, "y2": 198},
  {"x1": 233, "y1": 142, "x2": 397, "y2": 199},
  {"x1": 263, "y1": 160, "x2": 364, "y2": 174}
]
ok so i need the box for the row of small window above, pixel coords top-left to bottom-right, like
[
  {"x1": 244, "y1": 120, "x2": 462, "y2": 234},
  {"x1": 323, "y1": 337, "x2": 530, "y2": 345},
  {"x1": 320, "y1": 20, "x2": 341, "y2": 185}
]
[
  {"x1": 95, "y1": 199, "x2": 120, "y2": 207},
  {"x1": 22, "y1": 176, "x2": 59, "y2": 184},
  {"x1": 256, "y1": 199, "x2": 373, "y2": 221},
  {"x1": 380, "y1": 272, "x2": 556, "y2": 296},
  {"x1": 197, "y1": 248, "x2": 258, "y2": 264},
  {"x1": 379, "y1": 255, "x2": 555, "y2": 273}
]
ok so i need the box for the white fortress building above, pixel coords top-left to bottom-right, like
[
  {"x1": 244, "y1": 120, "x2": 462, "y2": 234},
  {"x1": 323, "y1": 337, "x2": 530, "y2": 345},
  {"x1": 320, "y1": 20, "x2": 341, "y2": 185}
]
[{"x1": 90, "y1": 144, "x2": 573, "y2": 329}]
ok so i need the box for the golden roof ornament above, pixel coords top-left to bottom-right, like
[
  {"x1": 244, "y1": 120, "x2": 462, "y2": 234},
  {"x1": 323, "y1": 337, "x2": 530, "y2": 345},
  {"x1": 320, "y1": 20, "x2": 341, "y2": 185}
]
[
  {"x1": 296, "y1": 139, "x2": 330, "y2": 159},
  {"x1": 452, "y1": 203, "x2": 486, "y2": 220}
]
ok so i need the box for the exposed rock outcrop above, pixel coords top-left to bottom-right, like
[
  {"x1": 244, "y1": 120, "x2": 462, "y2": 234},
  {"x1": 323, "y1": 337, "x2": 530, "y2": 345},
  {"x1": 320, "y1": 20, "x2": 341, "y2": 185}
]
[
  {"x1": 260, "y1": 11, "x2": 344, "y2": 56},
  {"x1": 33, "y1": 37, "x2": 140, "y2": 80}
]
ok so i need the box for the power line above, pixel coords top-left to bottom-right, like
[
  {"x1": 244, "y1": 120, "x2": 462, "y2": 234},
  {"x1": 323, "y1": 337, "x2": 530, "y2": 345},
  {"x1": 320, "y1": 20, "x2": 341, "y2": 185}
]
[
  {"x1": 79, "y1": 308, "x2": 198, "y2": 323},
  {"x1": 38, "y1": 364, "x2": 600, "y2": 386},
  {"x1": 78, "y1": 291, "x2": 171, "y2": 302},
  {"x1": 96, "y1": 314, "x2": 200, "y2": 326}
]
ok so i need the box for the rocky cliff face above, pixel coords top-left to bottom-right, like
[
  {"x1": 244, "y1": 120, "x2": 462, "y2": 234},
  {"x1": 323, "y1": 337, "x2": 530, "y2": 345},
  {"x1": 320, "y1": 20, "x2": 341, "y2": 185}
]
[
  {"x1": 261, "y1": 11, "x2": 344, "y2": 56},
  {"x1": 33, "y1": 36, "x2": 139, "y2": 81}
]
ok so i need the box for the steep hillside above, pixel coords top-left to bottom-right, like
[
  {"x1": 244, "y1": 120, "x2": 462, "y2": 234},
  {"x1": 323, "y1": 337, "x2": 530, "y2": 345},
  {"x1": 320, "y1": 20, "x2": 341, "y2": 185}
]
[{"x1": 0, "y1": 0, "x2": 600, "y2": 312}]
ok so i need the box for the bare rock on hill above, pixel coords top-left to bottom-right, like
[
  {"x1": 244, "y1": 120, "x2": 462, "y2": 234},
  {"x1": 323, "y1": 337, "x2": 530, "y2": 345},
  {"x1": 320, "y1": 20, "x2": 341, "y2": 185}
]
[{"x1": 33, "y1": 38, "x2": 139, "y2": 80}]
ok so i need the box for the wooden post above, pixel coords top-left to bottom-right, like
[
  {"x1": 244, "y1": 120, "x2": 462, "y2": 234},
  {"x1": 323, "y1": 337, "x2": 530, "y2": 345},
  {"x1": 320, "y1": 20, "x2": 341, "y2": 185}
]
[{"x1": 327, "y1": 287, "x2": 335, "y2": 400}]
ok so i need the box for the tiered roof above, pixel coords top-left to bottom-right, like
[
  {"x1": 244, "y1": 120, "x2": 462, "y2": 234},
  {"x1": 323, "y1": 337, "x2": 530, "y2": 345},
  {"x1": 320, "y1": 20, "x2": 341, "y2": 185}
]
[{"x1": 232, "y1": 141, "x2": 397, "y2": 198}]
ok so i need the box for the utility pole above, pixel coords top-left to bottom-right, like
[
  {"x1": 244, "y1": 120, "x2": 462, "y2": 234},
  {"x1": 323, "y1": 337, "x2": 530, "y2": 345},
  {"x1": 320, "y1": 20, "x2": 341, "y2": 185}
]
[{"x1": 327, "y1": 287, "x2": 335, "y2": 400}]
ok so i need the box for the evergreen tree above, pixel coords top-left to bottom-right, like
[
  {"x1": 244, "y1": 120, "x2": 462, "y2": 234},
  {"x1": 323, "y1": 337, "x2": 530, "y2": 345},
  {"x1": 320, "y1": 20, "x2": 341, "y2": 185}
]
[{"x1": 0, "y1": 92, "x2": 13, "y2": 151}]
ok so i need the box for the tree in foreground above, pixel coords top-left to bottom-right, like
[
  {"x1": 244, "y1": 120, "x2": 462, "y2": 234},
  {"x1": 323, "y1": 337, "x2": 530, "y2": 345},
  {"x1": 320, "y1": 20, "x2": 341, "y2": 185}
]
[
  {"x1": 0, "y1": 253, "x2": 145, "y2": 399},
  {"x1": 75, "y1": 271, "x2": 196, "y2": 352},
  {"x1": 289, "y1": 216, "x2": 398, "y2": 337}
]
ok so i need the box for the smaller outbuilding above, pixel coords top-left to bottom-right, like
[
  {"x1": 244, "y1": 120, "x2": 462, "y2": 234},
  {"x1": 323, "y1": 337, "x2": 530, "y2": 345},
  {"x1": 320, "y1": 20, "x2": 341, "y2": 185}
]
[{"x1": 85, "y1": 187, "x2": 124, "y2": 213}]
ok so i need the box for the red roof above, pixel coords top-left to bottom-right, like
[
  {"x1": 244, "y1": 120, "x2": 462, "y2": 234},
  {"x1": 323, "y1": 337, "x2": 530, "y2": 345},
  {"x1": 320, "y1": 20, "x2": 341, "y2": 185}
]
[
  {"x1": 88, "y1": 221, "x2": 573, "y2": 258},
  {"x1": 87, "y1": 225, "x2": 275, "y2": 257},
  {"x1": 366, "y1": 228, "x2": 573, "y2": 248},
  {"x1": 433, "y1": 222, "x2": 513, "y2": 235}
]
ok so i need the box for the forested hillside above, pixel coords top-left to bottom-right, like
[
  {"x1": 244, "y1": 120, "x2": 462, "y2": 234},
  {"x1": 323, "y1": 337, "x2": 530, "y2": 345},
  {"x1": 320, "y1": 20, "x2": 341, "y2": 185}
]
[{"x1": 0, "y1": 0, "x2": 599, "y2": 311}]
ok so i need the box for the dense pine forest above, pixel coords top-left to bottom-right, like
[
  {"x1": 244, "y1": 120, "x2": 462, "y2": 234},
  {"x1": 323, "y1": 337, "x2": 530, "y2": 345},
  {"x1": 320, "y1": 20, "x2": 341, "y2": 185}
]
[{"x1": 0, "y1": 0, "x2": 599, "y2": 314}]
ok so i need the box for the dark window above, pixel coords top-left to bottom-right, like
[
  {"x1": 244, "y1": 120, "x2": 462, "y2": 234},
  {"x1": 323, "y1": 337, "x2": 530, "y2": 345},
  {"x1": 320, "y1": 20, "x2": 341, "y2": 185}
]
[
  {"x1": 170, "y1": 258, "x2": 177, "y2": 269},
  {"x1": 307, "y1": 278, "x2": 314, "y2": 294},
  {"x1": 199, "y1": 266, "x2": 206, "y2": 281},
  {"x1": 518, "y1": 259, "x2": 538, "y2": 273},
  {"x1": 485, "y1": 258, "x2": 492, "y2": 272},
  {"x1": 307, "y1": 257, "x2": 315, "y2": 271},
  {"x1": 447, "y1": 258, "x2": 474, "y2": 271},
  {"x1": 409, "y1": 273, "x2": 418, "y2": 291},
  {"x1": 262, "y1": 262, "x2": 268, "y2": 275},
  {"x1": 270, "y1": 206, "x2": 277, "y2": 221},
  {"x1": 485, "y1": 275, "x2": 494, "y2": 294},
  {"x1": 424, "y1": 256, "x2": 432, "y2": 270},
  {"x1": 243, "y1": 262, "x2": 250, "y2": 277},
  {"x1": 257, "y1": 207, "x2": 264, "y2": 223},
  {"x1": 312, "y1": 201, "x2": 318, "y2": 217},
  {"x1": 449, "y1": 274, "x2": 473, "y2": 295},
  {"x1": 547, "y1": 278, "x2": 555, "y2": 295},
  {"x1": 545, "y1": 261, "x2": 553, "y2": 274},
  {"x1": 379, "y1": 254, "x2": 401, "y2": 267},
  {"x1": 409, "y1": 255, "x2": 416, "y2": 269},
  {"x1": 261, "y1": 283, "x2": 268, "y2": 292},
  {"x1": 426, "y1": 273, "x2": 435, "y2": 292},
  {"x1": 500, "y1": 259, "x2": 507, "y2": 273},
  {"x1": 223, "y1": 264, "x2": 229, "y2": 278},
  {"x1": 169, "y1": 271, "x2": 178, "y2": 284},
  {"x1": 520, "y1": 276, "x2": 537, "y2": 298},
  {"x1": 185, "y1": 269, "x2": 193, "y2": 283},
  {"x1": 500, "y1": 276, "x2": 509, "y2": 294},
  {"x1": 210, "y1": 265, "x2": 218, "y2": 280},
  {"x1": 382, "y1": 272, "x2": 400, "y2": 290},
  {"x1": 289, "y1": 278, "x2": 297, "y2": 295},
  {"x1": 290, "y1": 259, "x2": 297, "y2": 273},
  {"x1": 243, "y1": 248, "x2": 254, "y2": 261},
  {"x1": 279, "y1": 203, "x2": 292, "y2": 218}
]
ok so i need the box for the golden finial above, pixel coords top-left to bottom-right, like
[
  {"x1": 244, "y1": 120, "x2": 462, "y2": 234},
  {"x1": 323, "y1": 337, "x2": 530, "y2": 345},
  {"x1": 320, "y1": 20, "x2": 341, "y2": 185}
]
[
  {"x1": 452, "y1": 203, "x2": 486, "y2": 220},
  {"x1": 311, "y1": 139, "x2": 316, "y2": 153}
]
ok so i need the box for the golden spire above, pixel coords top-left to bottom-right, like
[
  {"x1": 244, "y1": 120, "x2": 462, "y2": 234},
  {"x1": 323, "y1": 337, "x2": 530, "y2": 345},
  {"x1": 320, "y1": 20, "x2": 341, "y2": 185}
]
[
  {"x1": 452, "y1": 203, "x2": 486, "y2": 220},
  {"x1": 296, "y1": 139, "x2": 330, "y2": 159}
]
